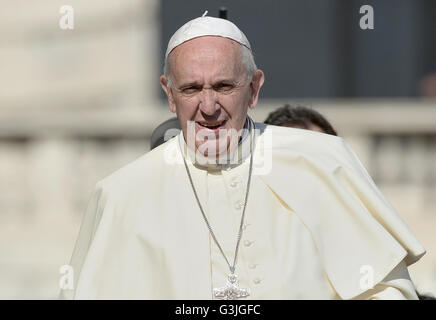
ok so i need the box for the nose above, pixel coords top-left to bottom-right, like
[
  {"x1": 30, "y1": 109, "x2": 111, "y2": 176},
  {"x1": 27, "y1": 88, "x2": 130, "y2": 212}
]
[{"x1": 199, "y1": 88, "x2": 220, "y2": 116}]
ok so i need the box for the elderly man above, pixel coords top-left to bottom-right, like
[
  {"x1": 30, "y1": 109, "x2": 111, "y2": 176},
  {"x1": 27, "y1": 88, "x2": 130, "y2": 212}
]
[{"x1": 62, "y1": 14, "x2": 425, "y2": 300}]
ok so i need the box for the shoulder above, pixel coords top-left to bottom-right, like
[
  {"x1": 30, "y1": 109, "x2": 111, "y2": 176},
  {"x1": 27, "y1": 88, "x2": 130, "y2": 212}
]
[
  {"x1": 96, "y1": 135, "x2": 181, "y2": 195},
  {"x1": 255, "y1": 122, "x2": 350, "y2": 163}
]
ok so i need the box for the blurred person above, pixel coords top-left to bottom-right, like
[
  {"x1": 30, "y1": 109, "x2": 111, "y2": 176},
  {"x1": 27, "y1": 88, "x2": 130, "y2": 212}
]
[
  {"x1": 264, "y1": 104, "x2": 337, "y2": 136},
  {"x1": 419, "y1": 63, "x2": 436, "y2": 97},
  {"x1": 61, "y1": 13, "x2": 425, "y2": 300}
]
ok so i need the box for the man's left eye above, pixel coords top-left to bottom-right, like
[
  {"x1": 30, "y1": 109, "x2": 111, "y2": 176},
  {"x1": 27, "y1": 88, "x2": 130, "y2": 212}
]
[{"x1": 215, "y1": 84, "x2": 233, "y2": 92}]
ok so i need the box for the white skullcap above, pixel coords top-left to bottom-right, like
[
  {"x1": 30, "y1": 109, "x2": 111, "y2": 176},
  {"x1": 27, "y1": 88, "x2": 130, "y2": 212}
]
[{"x1": 165, "y1": 13, "x2": 251, "y2": 59}]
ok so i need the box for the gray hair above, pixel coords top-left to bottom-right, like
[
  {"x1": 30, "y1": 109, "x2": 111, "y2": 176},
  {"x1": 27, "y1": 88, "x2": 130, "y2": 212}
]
[{"x1": 163, "y1": 44, "x2": 257, "y2": 88}]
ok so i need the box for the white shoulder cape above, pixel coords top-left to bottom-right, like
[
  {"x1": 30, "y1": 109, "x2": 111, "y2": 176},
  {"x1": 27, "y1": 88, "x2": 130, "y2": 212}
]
[{"x1": 61, "y1": 123, "x2": 425, "y2": 300}]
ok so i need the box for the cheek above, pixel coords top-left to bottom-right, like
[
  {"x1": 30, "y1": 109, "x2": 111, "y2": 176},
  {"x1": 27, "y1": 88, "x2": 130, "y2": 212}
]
[
  {"x1": 173, "y1": 96, "x2": 199, "y2": 120},
  {"x1": 222, "y1": 94, "x2": 246, "y2": 114},
  {"x1": 227, "y1": 96, "x2": 250, "y2": 120}
]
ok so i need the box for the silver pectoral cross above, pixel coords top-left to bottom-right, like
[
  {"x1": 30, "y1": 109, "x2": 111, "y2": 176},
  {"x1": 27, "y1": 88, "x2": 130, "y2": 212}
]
[{"x1": 213, "y1": 274, "x2": 250, "y2": 300}]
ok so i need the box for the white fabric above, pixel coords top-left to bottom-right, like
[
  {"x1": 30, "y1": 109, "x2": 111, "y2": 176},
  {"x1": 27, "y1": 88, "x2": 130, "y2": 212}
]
[
  {"x1": 165, "y1": 16, "x2": 251, "y2": 59},
  {"x1": 60, "y1": 123, "x2": 425, "y2": 300}
]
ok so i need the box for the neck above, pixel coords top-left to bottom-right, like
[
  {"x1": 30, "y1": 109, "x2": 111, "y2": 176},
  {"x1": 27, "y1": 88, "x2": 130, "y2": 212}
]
[{"x1": 180, "y1": 117, "x2": 253, "y2": 171}]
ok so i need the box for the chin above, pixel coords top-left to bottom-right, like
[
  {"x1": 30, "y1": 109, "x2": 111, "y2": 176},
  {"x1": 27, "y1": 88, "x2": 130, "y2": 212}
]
[{"x1": 196, "y1": 138, "x2": 229, "y2": 159}]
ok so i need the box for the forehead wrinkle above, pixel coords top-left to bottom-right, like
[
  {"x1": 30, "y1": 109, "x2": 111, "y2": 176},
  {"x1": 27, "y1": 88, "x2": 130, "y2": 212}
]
[{"x1": 169, "y1": 36, "x2": 245, "y2": 85}]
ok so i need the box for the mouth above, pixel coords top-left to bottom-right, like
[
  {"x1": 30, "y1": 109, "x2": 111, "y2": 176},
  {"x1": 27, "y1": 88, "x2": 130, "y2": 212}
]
[{"x1": 196, "y1": 120, "x2": 227, "y2": 131}]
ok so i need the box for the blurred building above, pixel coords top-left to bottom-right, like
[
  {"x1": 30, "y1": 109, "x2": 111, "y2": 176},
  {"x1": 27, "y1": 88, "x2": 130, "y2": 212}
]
[{"x1": 0, "y1": 0, "x2": 435, "y2": 299}]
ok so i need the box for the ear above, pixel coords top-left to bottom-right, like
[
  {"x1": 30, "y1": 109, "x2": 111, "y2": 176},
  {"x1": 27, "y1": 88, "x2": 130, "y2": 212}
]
[
  {"x1": 248, "y1": 69, "x2": 265, "y2": 110},
  {"x1": 160, "y1": 75, "x2": 177, "y2": 113}
]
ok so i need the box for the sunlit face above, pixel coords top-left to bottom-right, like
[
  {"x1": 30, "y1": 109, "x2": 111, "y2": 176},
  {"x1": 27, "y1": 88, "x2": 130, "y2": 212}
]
[
  {"x1": 160, "y1": 36, "x2": 264, "y2": 160},
  {"x1": 284, "y1": 122, "x2": 325, "y2": 134},
  {"x1": 307, "y1": 124, "x2": 325, "y2": 133},
  {"x1": 283, "y1": 122, "x2": 326, "y2": 133}
]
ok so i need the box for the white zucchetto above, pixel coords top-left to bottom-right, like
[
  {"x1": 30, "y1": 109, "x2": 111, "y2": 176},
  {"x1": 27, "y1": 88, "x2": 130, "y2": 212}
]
[{"x1": 165, "y1": 14, "x2": 252, "y2": 58}]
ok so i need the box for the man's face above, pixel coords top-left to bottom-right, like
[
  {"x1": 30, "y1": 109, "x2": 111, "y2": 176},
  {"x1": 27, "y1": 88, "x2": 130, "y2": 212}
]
[{"x1": 160, "y1": 36, "x2": 264, "y2": 159}]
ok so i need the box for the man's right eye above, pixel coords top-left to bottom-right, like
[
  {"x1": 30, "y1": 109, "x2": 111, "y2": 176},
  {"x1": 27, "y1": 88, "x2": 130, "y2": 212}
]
[{"x1": 181, "y1": 86, "x2": 200, "y2": 94}]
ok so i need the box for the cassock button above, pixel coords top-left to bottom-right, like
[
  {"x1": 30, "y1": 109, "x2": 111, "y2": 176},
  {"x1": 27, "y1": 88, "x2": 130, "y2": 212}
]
[
  {"x1": 253, "y1": 278, "x2": 261, "y2": 284},
  {"x1": 230, "y1": 177, "x2": 241, "y2": 188},
  {"x1": 244, "y1": 240, "x2": 253, "y2": 247},
  {"x1": 234, "y1": 201, "x2": 244, "y2": 210}
]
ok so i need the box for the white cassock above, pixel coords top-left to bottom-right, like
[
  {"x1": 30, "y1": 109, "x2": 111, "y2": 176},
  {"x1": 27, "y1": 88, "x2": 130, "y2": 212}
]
[{"x1": 60, "y1": 119, "x2": 425, "y2": 300}]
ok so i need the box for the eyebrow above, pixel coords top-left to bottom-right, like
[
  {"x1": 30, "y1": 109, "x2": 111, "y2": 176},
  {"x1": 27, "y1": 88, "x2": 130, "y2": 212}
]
[
  {"x1": 177, "y1": 82, "x2": 202, "y2": 89},
  {"x1": 178, "y1": 79, "x2": 237, "y2": 89}
]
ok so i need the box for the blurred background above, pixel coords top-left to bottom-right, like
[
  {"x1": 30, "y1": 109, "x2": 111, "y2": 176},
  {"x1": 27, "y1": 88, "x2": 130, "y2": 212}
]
[{"x1": 0, "y1": 0, "x2": 435, "y2": 299}]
